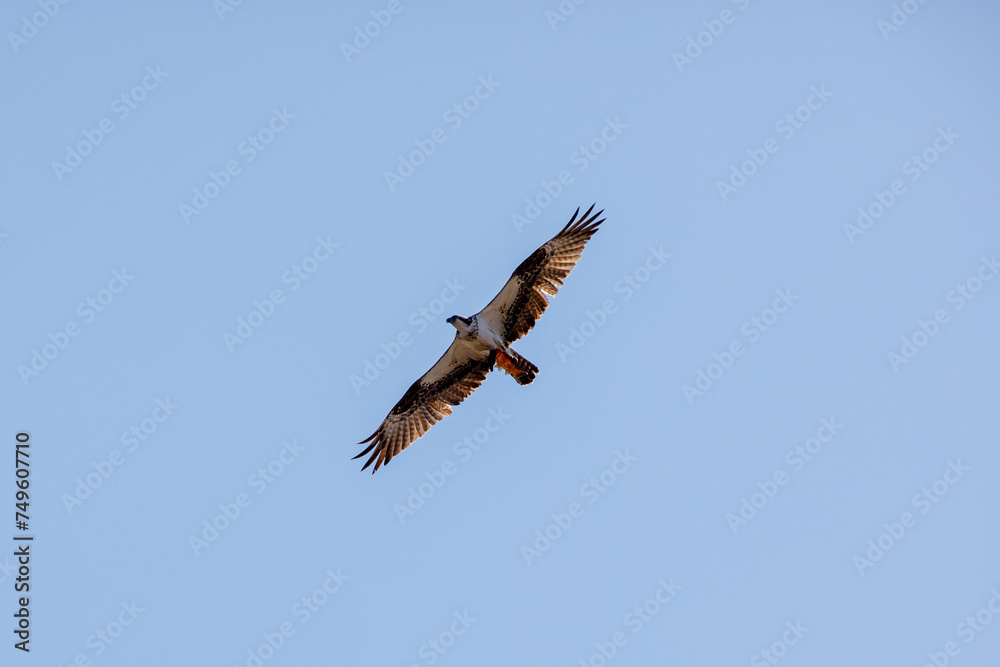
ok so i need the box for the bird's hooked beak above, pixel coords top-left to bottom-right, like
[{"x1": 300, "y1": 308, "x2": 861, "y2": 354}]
[{"x1": 447, "y1": 315, "x2": 464, "y2": 329}]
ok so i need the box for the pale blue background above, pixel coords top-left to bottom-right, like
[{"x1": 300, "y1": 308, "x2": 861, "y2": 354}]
[{"x1": 2, "y1": 1, "x2": 999, "y2": 666}]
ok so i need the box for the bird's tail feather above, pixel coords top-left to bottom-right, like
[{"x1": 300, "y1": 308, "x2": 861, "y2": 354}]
[{"x1": 497, "y1": 349, "x2": 538, "y2": 385}]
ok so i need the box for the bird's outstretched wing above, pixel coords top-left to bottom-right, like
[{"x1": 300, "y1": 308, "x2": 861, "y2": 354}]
[
  {"x1": 355, "y1": 341, "x2": 496, "y2": 473},
  {"x1": 476, "y1": 204, "x2": 605, "y2": 344}
]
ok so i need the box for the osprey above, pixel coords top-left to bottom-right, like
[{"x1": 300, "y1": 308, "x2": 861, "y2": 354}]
[{"x1": 355, "y1": 205, "x2": 605, "y2": 472}]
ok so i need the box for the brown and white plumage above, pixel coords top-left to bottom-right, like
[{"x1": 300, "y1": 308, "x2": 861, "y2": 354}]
[
  {"x1": 476, "y1": 204, "x2": 605, "y2": 344},
  {"x1": 355, "y1": 344, "x2": 496, "y2": 473},
  {"x1": 355, "y1": 205, "x2": 605, "y2": 473}
]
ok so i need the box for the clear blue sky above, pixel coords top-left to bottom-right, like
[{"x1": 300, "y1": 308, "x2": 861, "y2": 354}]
[{"x1": 2, "y1": 1, "x2": 999, "y2": 665}]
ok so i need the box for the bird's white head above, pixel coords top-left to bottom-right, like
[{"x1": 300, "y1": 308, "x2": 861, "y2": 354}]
[{"x1": 447, "y1": 315, "x2": 472, "y2": 334}]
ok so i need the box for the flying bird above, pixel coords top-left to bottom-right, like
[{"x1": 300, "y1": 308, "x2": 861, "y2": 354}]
[{"x1": 355, "y1": 205, "x2": 606, "y2": 472}]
